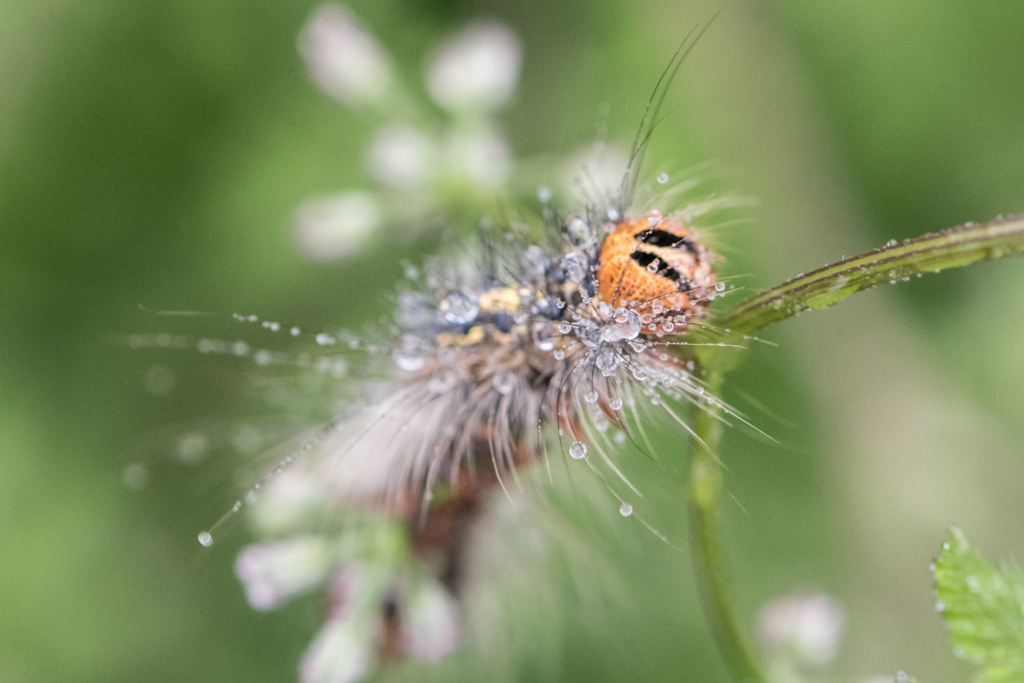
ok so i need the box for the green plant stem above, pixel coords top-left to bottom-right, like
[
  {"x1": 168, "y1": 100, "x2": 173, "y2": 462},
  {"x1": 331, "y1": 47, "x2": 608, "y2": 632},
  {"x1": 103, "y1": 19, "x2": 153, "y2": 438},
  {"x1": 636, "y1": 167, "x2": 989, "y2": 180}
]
[
  {"x1": 688, "y1": 371, "x2": 769, "y2": 683},
  {"x1": 718, "y1": 214, "x2": 1024, "y2": 335}
]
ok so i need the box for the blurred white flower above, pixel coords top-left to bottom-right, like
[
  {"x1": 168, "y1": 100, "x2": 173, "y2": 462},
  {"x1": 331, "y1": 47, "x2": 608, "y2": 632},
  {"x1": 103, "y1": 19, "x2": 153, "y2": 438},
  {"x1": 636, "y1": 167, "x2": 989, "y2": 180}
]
[
  {"x1": 234, "y1": 536, "x2": 332, "y2": 611},
  {"x1": 403, "y1": 581, "x2": 460, "y2": 662},
  {"x1": 445, "y1": 128, "x2": 511, "y2": 189},
  {"x1": 758, "y1": 591, "x2": 846, "y2": 667},
  {"x1": 427, "y1": 21, "x2": 521, "y2": 113},
  {"x1": 299, "y1": 4, "x2": 393, "y2": 108},
  {"x1": 294, "y1": 191, "x2": 380, "y2": 262},
  {"x1": 364, "y1": 121, "x2": 435, "y2": 190},
  {"x1": 300, "y1": 616, "x2": 373, "y2": 683}
]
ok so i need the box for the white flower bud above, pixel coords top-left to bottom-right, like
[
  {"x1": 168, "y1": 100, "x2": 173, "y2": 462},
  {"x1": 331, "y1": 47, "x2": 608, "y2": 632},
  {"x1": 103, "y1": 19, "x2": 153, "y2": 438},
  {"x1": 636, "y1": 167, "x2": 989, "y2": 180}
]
[
  {"x1": 299, "y1": 4, "x2": 393, "y2": 108},
  {"x1": 364, "y1": 121, "x2": 434, "y2": 190},
  {"x1": 300, "y1": 617, "x2": 372, "y2": 683},
  {"x1": 403, "y1": 581, "x2": 460, "y2": 662},
  {"x1": 234, "y1": 536, "x2": 332, "y2": 611},
  {"x1": 427, "y1": 21, "x2": 521, "y2": 113},
  {"x1": 758, "y1": 591, "x2": 846, "y2": 667},
  {"x1": 294, "y1": 191, "x2": 380, "y2": 262}
]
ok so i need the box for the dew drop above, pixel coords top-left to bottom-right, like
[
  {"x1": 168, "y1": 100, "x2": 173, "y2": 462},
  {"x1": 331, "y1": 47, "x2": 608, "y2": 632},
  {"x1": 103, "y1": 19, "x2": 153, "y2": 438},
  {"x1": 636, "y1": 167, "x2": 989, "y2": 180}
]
[
  {"x1": 715, "y1": 282, "x2": 726, "y2": 292},
  {"x1": 935, "y1": 601, "x2": 945, "y2": 612},
  {"x1": 441, "y1": 293, "x2": 479, "y2": 325},
  {"x1": 619, "y1": 503, "x2": 633, "y2": 516},
  {"x1": 290, "y1": 327, "x2": 301, "y2": 336},
  {"x1": 656, "y1": 172, "x2": 669, "y2": 184},
  {"x1": 584, "y1": 390, "x2": 599, "y2": 404},
  {"x1": 553, "y1": 349, "x2": 566, "y2": 360},
  {"x1": 537, "y1": 186, "x2": 552, "y2": 203},
  {"x1": 596, "y1": 350, "x2": 619, "y2": 374},
  {"x1": 609, "y1": 397, "x2": 623, "y2": 411},
  {"x1": 569, "y1": 441, "x2": 587, "y2": 459},
  {"x1": 428, "y1": 369, "x2": 459, "y2": 394},
  {"x1": 561, "y1": 252, "x2": 587, "y2": 283},
  {"x1": 198, "y1": 531, "x2": 213, "y2": 547},
  {"x1": 493, "y1": 372, "x2": 515, "y2": 395}
]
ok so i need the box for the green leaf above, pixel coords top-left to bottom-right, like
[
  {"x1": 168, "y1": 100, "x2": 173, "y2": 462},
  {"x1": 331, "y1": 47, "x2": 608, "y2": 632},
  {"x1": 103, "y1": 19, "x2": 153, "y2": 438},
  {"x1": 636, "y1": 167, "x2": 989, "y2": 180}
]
[
  {"x1": 717, "y1": 215, "x2": 1024, "y2": 335},
  {"x1": 933, "y1": 527, "x2": 1024, "y2": 682}
]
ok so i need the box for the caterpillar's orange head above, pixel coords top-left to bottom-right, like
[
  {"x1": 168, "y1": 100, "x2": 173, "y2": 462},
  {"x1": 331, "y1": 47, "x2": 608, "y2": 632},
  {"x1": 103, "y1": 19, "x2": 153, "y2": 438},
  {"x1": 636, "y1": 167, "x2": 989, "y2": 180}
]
[{"x1": 597, "y1": 213, "x2": 715, "y2": 320}]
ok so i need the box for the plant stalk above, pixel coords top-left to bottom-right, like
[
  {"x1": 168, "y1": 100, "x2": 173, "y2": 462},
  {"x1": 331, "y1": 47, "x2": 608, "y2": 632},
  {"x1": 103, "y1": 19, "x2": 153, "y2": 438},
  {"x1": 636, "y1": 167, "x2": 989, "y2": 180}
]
[
  {"x1": 718, "y1": 214, "x2": 1024, "y2": 336},
  {"x1": 688, "y1": 371, "x2": 769, "y2": 683}
]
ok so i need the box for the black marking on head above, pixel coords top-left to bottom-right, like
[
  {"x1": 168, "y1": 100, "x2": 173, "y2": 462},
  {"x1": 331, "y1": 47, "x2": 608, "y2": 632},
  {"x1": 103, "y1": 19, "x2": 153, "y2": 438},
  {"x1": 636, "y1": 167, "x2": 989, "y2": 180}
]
[
  {"x1": 635, "y1": 228, "x2": 696, "y2": 253},
  {"x1": 630, "y1": 251, "x2": 682, "y2": 283}
]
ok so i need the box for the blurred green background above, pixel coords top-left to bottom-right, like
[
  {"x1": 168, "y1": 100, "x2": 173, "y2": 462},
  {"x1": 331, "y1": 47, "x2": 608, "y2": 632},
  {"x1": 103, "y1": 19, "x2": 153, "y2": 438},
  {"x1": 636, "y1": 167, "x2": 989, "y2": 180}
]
[{"x1": 2, "y1": 1, "x2": 1024, "y2": 681}]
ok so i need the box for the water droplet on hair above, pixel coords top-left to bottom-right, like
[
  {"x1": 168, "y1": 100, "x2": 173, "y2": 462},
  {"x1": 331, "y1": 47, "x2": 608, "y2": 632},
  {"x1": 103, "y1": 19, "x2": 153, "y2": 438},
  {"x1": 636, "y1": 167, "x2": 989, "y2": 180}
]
[
  {"x1": 198, "y1": 532, "x2": 213, "y2": 547},
  {"x1": 584, "y1": 390, "x2": 598, "y2": 403},
  {"x1": 609, "y1": 397, "x2": 623, "y2": 411},
  {"x1": 441, "y1": 293, "x2": 479, "y2": 325},
  {"x1": 290, "y1": 327, "x2": 301, "y2": 336},
  {"x1": 601, "y1": 308, "x2": 641, "y2": 343},
  {"x1": 493, "y1": 373, "x2": 515, "y2": 395},
  {"x1": 393, "y1": 334, "x2": 431, "y2": 371},
  {"x1": 596, "y1": 350, "x2": 619, "y2": 374},
  {"x1": 428, "y1": 369, "x2": 458, "y2": 394},
  {"x1": 561, "y1": 252, "x2": 587, "y2": 283},
  {"x1": 715, "y1": 282, "x2": 726, "y2": 292},
  {"x1": 619, "y1": 503, "x2": 633, "y2": 516},
  {"x1": 656, "y1": 172, "x2": 669, "y2": 184},
  {"x1": 569, "y1": 441, "x2": 587, "y2": 459}
]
